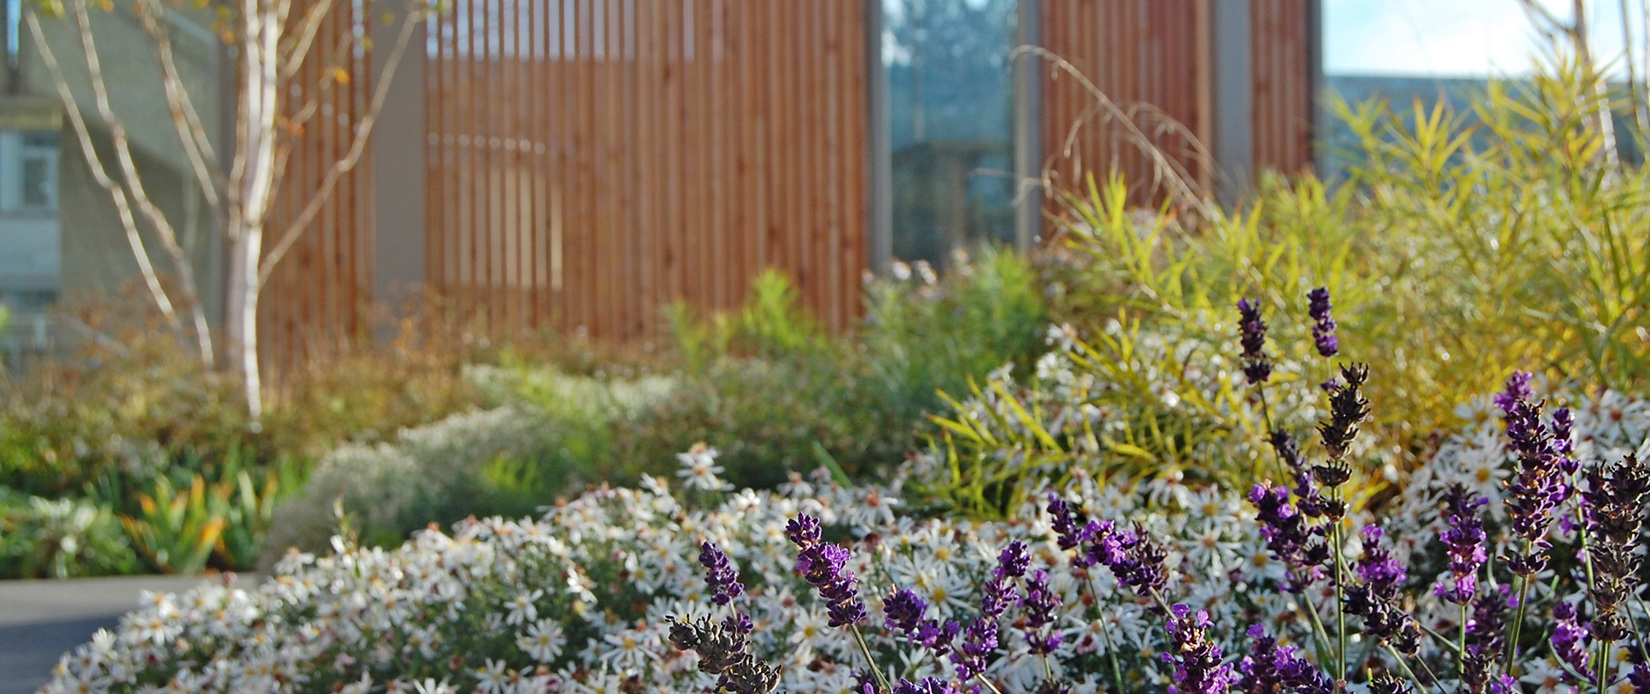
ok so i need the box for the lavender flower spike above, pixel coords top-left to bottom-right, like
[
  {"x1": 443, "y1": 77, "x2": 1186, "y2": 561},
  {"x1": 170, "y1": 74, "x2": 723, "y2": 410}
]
[
  {"x1": 699, "y1": 541, "x2": 745, "y2": 606},
  {"x1": 1307, "y1": 287, "x2": 1339, "y2": 357},
  {"x1": 1345, "y1": 525, "x2": 1419, "y2": 654},
  {"x1": 1497, "y1": 371, "x2": 1569, "y2": 576},
  {"x1": 996, "y1": 540, "x2": 1031, "y2": 580},
  {"x1": 884, "y1": 588, "x2": 929, "y2": 636},
  {"x1": 1550, "y1": 602, "x2": 1593, "y2": 682},
  {"x1": 1237, "y1": 298, "x2": 1273, "y2": 385},
  {"x1": 787, "y1": 514, "x2": 868, "y2": 627},
  {"x1": 1021, "y1": 568, "x2": 1063, "y2": 655},
  {"x1": 1579, "y1": 454, "x2": 1650, "y2": 642},
  {"x1": 1164, "y1": 604, "x2": 1237, "y2": 694},
  {"x1": 1432, "y1": 484, "x2": 1488, "y2": 606},
  {"x1": 1238, "y1": 624, "x2": 1335, "y2": 694}
]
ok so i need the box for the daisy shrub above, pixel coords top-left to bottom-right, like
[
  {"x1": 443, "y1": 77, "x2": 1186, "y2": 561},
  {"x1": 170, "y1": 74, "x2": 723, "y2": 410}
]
[{"x1": 43, "y1": 293, "x2": 1650, "y2": 694}]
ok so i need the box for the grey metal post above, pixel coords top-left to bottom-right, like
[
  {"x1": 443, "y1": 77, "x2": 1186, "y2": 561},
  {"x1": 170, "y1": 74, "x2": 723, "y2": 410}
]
[
  {"x1": 1012, "y1": 0, "x2": 1042, "y2": 251},
  {"x1": 371, "y1": 10, "x2": 427, "y2": 319},
  {"x1": 1211, "y1": 0, "x2": 1252, "y2": 205},
  {"x1": 865, "y1": 0, "x2": 892, "y2": 276}
]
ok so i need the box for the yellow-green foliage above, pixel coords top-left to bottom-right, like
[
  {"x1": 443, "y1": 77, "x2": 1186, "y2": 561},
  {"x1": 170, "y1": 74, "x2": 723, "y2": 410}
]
[
  {"x1": 921, "y1": 66, "x2": 1650, "y2": 518},
  {"x1": 1335, "y1": 65, "x2": 1649, "y2": 421},
  {"x1": 1085, "y1": 72, "x2": 1646, "y2": 444}
]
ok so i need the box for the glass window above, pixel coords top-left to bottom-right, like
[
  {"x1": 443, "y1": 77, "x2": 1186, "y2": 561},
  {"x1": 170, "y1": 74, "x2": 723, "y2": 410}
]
[
  {"x1": 20, "y1": 156, "x2": 51, "y2": 208},
  {"x1": 883, "y1": 0, "x2": 1016, "y2": 268},
  {"x1": 0, "y1": 129, "x2": 59, "y2": 213}
]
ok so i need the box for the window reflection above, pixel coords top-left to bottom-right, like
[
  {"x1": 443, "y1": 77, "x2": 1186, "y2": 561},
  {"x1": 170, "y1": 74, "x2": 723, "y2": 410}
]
[{"x1": 884, "y1": 0, "x2": 1016, "y2": 268}]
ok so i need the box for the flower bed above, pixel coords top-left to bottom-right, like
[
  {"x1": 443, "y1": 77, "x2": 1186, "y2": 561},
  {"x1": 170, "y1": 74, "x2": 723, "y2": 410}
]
[{"x1": 41, "y1": 374, "x2": 1649, "y2": 694}]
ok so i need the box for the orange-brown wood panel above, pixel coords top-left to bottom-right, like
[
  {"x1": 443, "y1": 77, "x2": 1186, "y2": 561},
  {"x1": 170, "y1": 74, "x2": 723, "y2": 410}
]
[
  {"x1": 262, "y1": 0, "x2": 373, "y2": 384},
  {"x1": 1042, "y1": 0, "x2": 1310, "y2": 210},
  {"x1": 1252, "y1": 0, "x2": 1313, "y2": 176},
  {"x1": 412, "y1": 0, "x2": 866, "y2": 341}
]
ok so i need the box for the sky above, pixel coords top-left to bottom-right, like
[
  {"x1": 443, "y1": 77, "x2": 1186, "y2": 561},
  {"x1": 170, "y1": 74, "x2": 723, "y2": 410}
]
[{"x1": 1324, "y1": 0, "x2": 1637, "y2": 76}]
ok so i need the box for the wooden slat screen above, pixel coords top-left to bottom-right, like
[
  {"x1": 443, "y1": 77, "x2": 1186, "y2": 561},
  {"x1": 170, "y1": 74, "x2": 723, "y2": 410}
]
[
  {"x1": 262, "y1": 2, "x2": 375, "y2": 382},
  {"x1": 425, "y1": 0, "x2": 870, "y2": 340},
  {"x1": 1040, "y1": 0, "x2": 1211, "y2": 206},
  {"x1": 1041, "y1": 0, "x2": 1317, "y2": 205},
  {"x1": 1250, "y1": 0, "x2": 1314, "y2": 175}
]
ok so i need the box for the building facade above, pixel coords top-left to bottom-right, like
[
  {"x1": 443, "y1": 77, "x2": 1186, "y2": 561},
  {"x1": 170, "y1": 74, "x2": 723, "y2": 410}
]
[{"x1": 0, "y1": 0, "x2": 1320, "y2": 370}]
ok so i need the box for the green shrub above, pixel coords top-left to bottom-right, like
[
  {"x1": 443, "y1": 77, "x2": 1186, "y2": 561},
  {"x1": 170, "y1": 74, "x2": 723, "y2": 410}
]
[
  {"x1": 638, "y1": 254, "x2": 1048, "y2": 489},
  {"x1": 259, "y1": 370, "x2": 676, "y2": 564},
  {"x1": 0, "y1": 491, "x2": 138, "y2": 578},
  {"x1": 916, "y1": 66, "x2": 1650, "y2": 519}
]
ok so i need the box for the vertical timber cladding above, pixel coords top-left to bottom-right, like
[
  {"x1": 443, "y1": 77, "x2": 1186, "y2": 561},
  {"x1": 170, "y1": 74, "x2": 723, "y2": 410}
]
[
  {"x1": 1040, "y1": 0, "x2": 1317, "y2": 208},
  {"x1": 1039, "y1": 0, "x2": 1209, "y2": 209},
  {"x1": 425, "y1": 0, "x2": 871, "y2": 340},
  {"x1": 261, "y1": 1, "x2": 376, "y2": 387},
  {"x1": 1249, "y1": 0, "x2": 1314, "y2": 176}
]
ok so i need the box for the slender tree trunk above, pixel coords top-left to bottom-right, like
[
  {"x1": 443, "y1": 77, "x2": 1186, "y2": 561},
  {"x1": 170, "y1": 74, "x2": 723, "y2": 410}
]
[
  {"x1": 225, "y1": 0, "x2": 282, "y2": 421},
  {"x1": 225, "y1": 225, "x2": 263, "y2": 420}
]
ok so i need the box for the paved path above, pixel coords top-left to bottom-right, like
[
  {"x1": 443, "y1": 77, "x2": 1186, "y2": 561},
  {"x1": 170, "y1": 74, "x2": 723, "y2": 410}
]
[{"x1": 0, "y1": 575, "x2": 210, "y2": 694}]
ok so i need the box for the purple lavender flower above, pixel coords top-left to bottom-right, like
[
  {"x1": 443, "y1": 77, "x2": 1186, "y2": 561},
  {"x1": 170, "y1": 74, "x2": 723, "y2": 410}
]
[
  {"x1": 1551, "y1": 602, "x2": 1593, "y2": 682},
  {"x1": 882, "y1": 588, "x2": 960, "y2": 653},
  {"x1": 852, "y1": 670, "x2": 880, "y2": 694},
  {"x1": 893, "y1": 678, "x2": 959, "y2": 694},
  {"x1": 699, "y1": 541, "x2": 745, "y2": 606},
  {"x1": 1492, "y1": 371, "x2": 1534, "y2": 414},
  {"x1": 1463, "y1": 586, "x2": 1513, "y2": 693},
  {"x1": 885, "y1": 588, "x2": 929, "y2": 636},
  {"x1": 1496, "y1": 372, "x2": 1575, "y2": 577},
  {"x1": 1628, "y1": 662, "x2": 1650, "y2": 694},
  {"x1": 1044, "y1": 497, "x2": 1168, "y2": 597},
  {"x1": 980, "y1": 574, "x2": 1017, "y2": 621},
  {"x1": 952, "y1": 618, "x2": 999, "y2": 681},
  {"x1": 1551, "y1": 408, "x2": 1578, "y2": 474},
  {"x1": 1316, "y1": 363, "x2": 1370, "y2": 470},
  {"x1": 1580, "y1": 454, "x2": 1650, "y2": 641},
  {"x1": 1021, "y1": 568, "x2": 1063, "y2": 655},
  {"x1": 666, "y1": 615, "x2": 779, "y2": 694},
  {"x1": 1353, "y1": 526, "x2": 1406, "y2": 591},
  {"x1": 788, "y1": 514, "x2": 867, "y2": 627},
  {"x1": 1370, "y1": 674, "x2": 1416, "y2": 694},
  {"x1": 1247, "y1": 483, "x2": 1325, "y2": 592},
  {"x1": 1237, "y1": 624, "x2": 1335, "y2": 694},
  {"x1": 1237, "y1": 298, "x2": 1273, "y2": 385},
  {"x1": 1088, "y1": 521, "x2": 1169, "y2": 597},
  {"x1": 1048, "y1": 494, "x2": 1085, "y2": 552},
  {"x1": 1269, "y1": 430, "x2": 1325, "y2": 518},
  {"x1": 918, "y1": 619, "x2": 962, "y2": 654},
  {"x1": 1164, "y1": 604, "x2": 1236, "y2": 694},
  {"x1": 1345, "y1": 525, "x2": 1419, "y2": 654},
  {"x1": 785, "y1": 515, "x2": 822, "y2": 546},
  {"x1": 1433, "y1": 484, "x2": 1488, "y2": 606},
  {"x1": 1307, "y1": 287, "x2": 1339, "y2": 357},
  {"x1": 995, "y1": 541, "x2": 1031, "y2": 580}
]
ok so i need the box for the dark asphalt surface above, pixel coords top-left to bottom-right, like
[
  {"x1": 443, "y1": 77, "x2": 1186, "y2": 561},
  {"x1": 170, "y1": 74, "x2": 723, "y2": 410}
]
[{"x1": 0, "y1": 576, "x2": 209, "y2": 694}]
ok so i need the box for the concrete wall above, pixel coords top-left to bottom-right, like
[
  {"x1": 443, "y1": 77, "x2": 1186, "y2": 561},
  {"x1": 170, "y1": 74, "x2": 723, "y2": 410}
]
[
  {"x1": 20, "y1": 3, "x2": 220, "y2": 172},
  {"x1": 10, "y1": 2, "x2": 222, "y2": 321}
]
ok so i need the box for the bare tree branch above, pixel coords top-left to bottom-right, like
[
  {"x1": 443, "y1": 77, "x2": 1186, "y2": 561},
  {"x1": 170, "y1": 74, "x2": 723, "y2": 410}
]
[
  {"x1": 286, "y1": 31, "x2": 355, "y2": 131},
  {"x1": 67, "y1": 0, "x2": 215, "y2": 363},
  {"x1": 24, "y1": 10, "x2": 185, "y2": 339},
  {"x1": 279, "y1": 0, "x2": 339, "y2": 80},
  {"x1": 258, "y1": 10, "x2": 419, "y2": 286},
  {"x1": 133, "y1": 0, "x2": 224, "y2": 217}
]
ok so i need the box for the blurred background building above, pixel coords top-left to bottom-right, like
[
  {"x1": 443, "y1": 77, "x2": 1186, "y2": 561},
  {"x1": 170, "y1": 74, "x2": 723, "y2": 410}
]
[{"x1": 0, "y1": 0, "x2": 1322, "y2": 371}]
